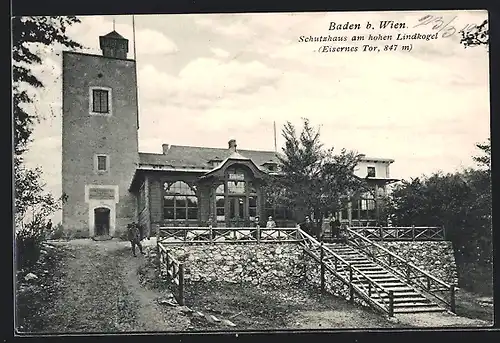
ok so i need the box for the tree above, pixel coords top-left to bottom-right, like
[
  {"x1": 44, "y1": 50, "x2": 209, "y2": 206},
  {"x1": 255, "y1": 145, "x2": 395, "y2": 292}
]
[
  {"x1": 460, "y1": 19, "x2": 489, "y2": 48},
  {"x1": 387, "y1": 172, "x2": 473, "y2": 230},
  {"x1": 385, "y1": 141, "x2": 492, "y2": 294},
  {"x1": 14, "y1": 155, "x2": 60, "y2": 225},
  {"x1": 472, "y1": 138, "x2": 491, "y2": 170},
  {"x1": 264, "y1": 118, "x2": 366, "y2": 227},
  {"x1": 12, "y1": 16, "x2": 82, "y2": 155},
  {"x1": 13, "y1": 16, "x2": 82, "y2": 268}
]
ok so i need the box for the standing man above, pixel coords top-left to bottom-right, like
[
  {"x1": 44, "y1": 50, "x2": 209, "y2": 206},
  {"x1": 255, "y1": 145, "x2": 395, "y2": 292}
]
[
  {"x1": 46, "y1": 219, "x2": 52, "y2": 234},
  {"x1": 127, "y1": 222, "x2": 145, "y2": 257},
  {"x1": 300, "y1": 216, "x2": 313, "y2": 236},
  {"x1": 251, "y1": 216, "x2": 260, "y2": 239},
  {"x1": 330, "y1": 215, "x2": 341, "y2": 238},
  {"x1": 321, "y1": 214, "x2": 331, "y2": 240}
]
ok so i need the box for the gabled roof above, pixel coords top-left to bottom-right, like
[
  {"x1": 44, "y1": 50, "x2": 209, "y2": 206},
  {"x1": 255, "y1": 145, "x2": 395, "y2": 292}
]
[
  {"x1": 139, "y1": 145, "x2": 280, "y2": 170},
  {"x1": 200, "y1": 151, "x2": 269, "y2": 179}
]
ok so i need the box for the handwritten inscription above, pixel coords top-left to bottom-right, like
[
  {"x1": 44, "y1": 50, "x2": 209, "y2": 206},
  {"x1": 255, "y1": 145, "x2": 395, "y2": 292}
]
[{"x1": 414, "y1": 14, "x2": 477, "y2": 38}]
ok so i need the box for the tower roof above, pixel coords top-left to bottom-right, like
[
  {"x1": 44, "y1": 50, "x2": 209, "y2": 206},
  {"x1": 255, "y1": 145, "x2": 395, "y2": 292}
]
[
  {"x1": 100, "y1": 30, "x2": 127, "y2": 40},
  {"x1": 99, "y1": 30, "x2": 129, "y2": 58}
]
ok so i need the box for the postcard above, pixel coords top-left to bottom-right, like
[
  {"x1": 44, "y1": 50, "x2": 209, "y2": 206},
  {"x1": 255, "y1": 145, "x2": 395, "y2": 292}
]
[{"x1": 13, "y1": 10, "x2": 492, "y2": 334}]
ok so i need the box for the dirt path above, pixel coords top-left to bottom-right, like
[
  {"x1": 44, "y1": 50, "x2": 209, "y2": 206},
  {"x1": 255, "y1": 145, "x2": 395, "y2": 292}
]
[{"x1": 40, "y1": 239, "x2": 190, "y2": 333}]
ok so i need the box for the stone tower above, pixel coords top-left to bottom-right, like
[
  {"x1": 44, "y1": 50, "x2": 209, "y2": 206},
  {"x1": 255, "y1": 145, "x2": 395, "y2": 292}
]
[{"x1": 61, "y1": 30, "x2": 139, "y2": 238}]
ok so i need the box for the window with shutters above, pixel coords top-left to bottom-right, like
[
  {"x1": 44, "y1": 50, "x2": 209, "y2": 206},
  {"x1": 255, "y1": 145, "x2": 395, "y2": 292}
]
[{"x1": 89, "y1": 87, "x2": 112, "y2": 115}]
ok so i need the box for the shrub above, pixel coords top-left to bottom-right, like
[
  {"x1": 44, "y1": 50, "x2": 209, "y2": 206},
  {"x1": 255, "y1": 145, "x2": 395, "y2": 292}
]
[
  {"x1": 47, "y1": 223, "x2": 65, "y2": 240},
  {"x1": 15, "y1": 214, "x2": 49, "y2": 271},
  {"x1": 14, "y1": 155, "x2": 62, "y2": 269}
]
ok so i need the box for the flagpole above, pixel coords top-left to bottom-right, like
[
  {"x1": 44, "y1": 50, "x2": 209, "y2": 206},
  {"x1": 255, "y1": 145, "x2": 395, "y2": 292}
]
[
  {"x1": 132, "y1": 15, "x2": 139, "y2": 129},
  {"x1": 274, "y1": 121, "x2": 277, "y2": 153}
]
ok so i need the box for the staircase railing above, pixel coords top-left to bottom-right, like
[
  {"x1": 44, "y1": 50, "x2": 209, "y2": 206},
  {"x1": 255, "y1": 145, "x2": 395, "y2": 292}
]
[
  {"x1": 344, "y1": 227, "x2": 456, "y2": 313},
  {"x1": 157, "y1": 243, "x2": 185, "y2": 305},
  {"x1": 349, "y1": 226, "x2": 446, "y2": 241},
  {"x1": 297, "y1": 228, "x2": 396, "y2": 316}
]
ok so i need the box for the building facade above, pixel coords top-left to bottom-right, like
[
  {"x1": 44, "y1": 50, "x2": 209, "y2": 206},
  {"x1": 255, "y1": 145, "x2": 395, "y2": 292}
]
[
  {"x1": 61, "y1": 30, "x2": 398, "y2": 238},
  {"x1": 341, "y1": 156, "x2": 399, "y2": 226}
]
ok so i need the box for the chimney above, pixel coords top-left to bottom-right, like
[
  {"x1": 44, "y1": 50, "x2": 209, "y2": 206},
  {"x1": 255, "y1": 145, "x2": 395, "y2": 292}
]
[
  {"x1": 162, "y1": 144, "x2": 170, "y2": 154},
  {"x1": 228, "y1": 139, "x2": 237, "y2": 152}
]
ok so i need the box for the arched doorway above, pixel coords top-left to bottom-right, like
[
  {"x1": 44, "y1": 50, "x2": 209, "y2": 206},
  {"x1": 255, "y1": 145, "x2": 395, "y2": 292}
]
[{"x1": 94, "y1": 207, "x2": 110, "y2": 236}]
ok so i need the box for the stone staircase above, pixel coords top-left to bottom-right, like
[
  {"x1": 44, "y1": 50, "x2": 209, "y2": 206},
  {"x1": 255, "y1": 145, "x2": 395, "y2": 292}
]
[{"x1": 325, "y1": 242, "x2": 447, "y2": 314}]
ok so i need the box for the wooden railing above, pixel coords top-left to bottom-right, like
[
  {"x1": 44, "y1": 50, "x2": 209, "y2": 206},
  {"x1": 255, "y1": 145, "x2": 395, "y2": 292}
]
[
  {"x1": 157, "y1": 226, "x2": 302, "y2": 244},
  {"x1": 349, "y1": 226, "x2": 446, "y2": 241},
  {"x1": 154, "y1": 225, "x2": 453, "y2": 316},
  {"x1": 157, "y1": 243, "x2": 185, "y2": 305},
  {"x1": 344, "y1": 227, "x2": 456, "y2": 313},
  {"x1": 297, "y1": 229, "x2": 397, "y2": 316}
]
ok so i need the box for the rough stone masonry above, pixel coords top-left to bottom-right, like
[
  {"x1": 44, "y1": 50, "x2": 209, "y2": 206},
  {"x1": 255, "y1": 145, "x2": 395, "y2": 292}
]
[
  {"x1": 167, "y1": 244, "x2": 305, "y2": 288},
  {"x1": 377, "y1": 241, "x2": 459, "y2": 285},
  {"x1": 162, "y1": 241, "x2": 458, "y2": 309}
]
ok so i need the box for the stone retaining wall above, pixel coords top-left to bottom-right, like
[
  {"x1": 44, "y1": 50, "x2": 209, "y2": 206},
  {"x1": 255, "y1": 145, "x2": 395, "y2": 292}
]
[
  {"x1": 160, "y1": 240, "x2": 458, "y2": 309},
  {"x1": 376, "y1": 241, "x2": 458, "y2": 285},
  {"x1": 166, "y1": 244, "x2": 305, "y2": 288}
]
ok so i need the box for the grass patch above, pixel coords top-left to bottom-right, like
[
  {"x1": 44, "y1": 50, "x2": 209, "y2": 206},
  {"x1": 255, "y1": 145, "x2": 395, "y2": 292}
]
[
  {"x1": 15, "y1": 245, "x2": 67, "y2": 333},
  {"x1": 182, "y1": 280, "x2": 411, "y2": 330},
  {"x1": 455, "y1": 261, "x2": 493, "y2": 296},
  {"x1": 454, "y1": 288, "x2": 494, "y2": 323},
  {"x1": 137, "y1": 248, "x2": 168, "y2": 291}
]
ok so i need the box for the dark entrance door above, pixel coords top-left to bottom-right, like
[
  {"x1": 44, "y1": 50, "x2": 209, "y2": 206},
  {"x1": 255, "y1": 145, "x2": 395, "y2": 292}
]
[
  {"x1": 94, "y1": 207, "x2": 110, "y2": 236},
  {"x1": 228, "y1": 196, "x2": 247, "y2": 227}
]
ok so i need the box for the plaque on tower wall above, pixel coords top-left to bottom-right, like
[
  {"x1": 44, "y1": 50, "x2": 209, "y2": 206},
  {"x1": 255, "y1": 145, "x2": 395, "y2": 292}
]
[{"x1": 88, "y1": 187, "x2": 116, "y2": 200}]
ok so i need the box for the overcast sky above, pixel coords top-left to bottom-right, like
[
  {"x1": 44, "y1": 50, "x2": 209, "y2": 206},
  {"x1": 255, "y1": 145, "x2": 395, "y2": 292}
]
[{"x1": 19, "y1": 10, "x2": 489, "y2": 222}]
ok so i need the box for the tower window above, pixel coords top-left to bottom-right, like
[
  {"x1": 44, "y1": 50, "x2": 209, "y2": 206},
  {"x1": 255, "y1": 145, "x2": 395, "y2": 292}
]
[
  {"x1": 95, "y1": 154, "x2": 109, "y2": 173},
  {"x1": 89, "y1": 87, "x2": 112, "y2": 115},
  {"x1": 367, "y1": 166, "x2": 376, "y2": 177}
]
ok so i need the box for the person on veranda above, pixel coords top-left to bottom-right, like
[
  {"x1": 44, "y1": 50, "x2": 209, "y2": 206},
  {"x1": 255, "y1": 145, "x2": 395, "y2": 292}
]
[{"x1": 266, "y1": 216, "x2": 276, "y2": 228}]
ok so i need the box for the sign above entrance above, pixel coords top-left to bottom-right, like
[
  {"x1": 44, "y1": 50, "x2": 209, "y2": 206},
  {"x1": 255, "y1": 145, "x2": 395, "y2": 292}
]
[
  {"x1": 228, "y1": 173, "x2": 245, "y2": 181},
  {"x1": 89, "y1": 187, "x2": 116, "y2": 200}
]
